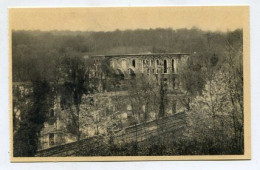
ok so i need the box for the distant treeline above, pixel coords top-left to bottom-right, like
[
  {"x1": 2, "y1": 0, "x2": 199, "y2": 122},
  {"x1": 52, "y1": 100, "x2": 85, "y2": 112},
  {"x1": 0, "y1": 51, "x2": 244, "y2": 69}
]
[{"x1": 12, "y1": 28, "x2": 242, "y2": 82}]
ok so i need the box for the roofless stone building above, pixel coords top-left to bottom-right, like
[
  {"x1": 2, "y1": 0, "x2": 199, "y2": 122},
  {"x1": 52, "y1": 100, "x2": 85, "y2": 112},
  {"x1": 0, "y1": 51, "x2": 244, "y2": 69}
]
[{"x1": 89, "y1": 53, "x2": 190, "y2": 91}]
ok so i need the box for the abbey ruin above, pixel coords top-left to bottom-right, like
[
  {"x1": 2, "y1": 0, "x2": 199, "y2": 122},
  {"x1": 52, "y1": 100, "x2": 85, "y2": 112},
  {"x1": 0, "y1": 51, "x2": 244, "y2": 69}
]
[{"x1": 36, "y1": 53, "x2": 189, "y2": 150}]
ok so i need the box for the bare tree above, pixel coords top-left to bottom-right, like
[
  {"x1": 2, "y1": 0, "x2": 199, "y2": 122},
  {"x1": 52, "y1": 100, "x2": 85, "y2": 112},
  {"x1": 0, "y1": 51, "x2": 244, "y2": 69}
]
[
  {"x1": 60, "y1": 54, "x2": 96, "y2": 141},
  {"x1": 223, "y1": 30, "x2": 244, "y2": 152}
]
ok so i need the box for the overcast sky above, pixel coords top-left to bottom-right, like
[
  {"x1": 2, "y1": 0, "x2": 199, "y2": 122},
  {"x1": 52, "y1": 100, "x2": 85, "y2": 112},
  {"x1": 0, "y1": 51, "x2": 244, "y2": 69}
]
[{"x1": 10, "y1": 7, "x2": 247, "y2": 32}]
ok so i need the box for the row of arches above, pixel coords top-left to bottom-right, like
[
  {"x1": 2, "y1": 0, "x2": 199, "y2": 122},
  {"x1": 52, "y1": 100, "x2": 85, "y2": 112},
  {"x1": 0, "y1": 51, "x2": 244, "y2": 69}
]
[{"x1": 112, "y1": 58, "x2": 175, "y2": 76}]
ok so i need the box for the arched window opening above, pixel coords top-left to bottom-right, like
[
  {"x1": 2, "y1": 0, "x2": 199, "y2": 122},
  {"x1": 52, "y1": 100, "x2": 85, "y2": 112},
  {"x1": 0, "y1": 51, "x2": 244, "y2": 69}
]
[
  {"x1": 156, "y1": 59, "x2": 159, "y2": 66},
  {"x1": 49, "y1": 109, "x2": 56, "y2": 125},
  {"x1": 164, "y1": 60, "x2": 167, "y2": 73},
  {"x1": 132, "y1": 59, "x2": 136, "y2": 68}
]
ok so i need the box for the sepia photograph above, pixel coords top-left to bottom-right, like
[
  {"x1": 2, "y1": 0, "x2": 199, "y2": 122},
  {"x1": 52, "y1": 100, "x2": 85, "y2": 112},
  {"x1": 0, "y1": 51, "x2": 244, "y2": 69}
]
[{"x1": 9, "y1": 6, "x2": 250, "y2": 161}]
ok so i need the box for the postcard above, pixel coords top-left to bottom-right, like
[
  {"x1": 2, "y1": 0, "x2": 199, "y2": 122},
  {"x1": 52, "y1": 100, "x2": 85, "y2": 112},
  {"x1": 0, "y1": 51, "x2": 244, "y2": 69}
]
[{"x1": 9, "y1": 6, "x2": 250, "y2": 162}]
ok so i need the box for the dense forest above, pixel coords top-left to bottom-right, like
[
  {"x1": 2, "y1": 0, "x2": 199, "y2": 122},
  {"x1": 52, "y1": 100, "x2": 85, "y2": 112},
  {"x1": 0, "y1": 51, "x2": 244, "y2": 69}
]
[
  {"x1": 12, "y1": 28, "x2": 244, "y2": 156},
  {"x1": 12, "y1": 28, "x2": 241, "y2": 82}
]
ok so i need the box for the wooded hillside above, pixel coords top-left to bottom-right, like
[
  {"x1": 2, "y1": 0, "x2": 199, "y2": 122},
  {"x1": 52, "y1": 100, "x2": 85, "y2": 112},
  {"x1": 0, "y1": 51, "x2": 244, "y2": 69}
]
[{"x1": 12, "y1": 28, "x2": 242, "y2": 82}]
